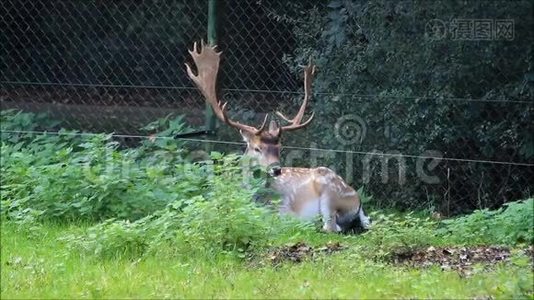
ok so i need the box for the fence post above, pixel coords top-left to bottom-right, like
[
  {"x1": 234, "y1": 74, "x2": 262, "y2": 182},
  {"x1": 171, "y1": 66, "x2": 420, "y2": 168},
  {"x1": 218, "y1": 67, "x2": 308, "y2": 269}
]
[{"x1": 204, "y1": 0, "x2": 218, "y2": 135}]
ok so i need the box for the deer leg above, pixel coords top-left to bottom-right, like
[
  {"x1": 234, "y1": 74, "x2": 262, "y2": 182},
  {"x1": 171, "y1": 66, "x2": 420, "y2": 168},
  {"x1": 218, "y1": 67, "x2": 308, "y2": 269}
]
[
  {"x1": 320, "y1": 196, "x2": 339, "y2": 232},
  {"x1": 358, "y1": 206, "x2": 371, "y2": 230}
]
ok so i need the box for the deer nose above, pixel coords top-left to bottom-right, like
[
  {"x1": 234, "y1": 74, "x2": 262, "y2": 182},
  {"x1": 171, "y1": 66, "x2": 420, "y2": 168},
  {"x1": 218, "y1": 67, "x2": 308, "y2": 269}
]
[{"x1": 269, "y1": 163, "x2": 282, "y2": 177}]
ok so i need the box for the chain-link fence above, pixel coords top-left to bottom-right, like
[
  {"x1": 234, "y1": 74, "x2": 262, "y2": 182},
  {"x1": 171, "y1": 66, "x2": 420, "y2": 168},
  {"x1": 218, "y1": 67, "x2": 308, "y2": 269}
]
[
  {"x1": 1, "y1": 0, "x2": 533, "y2": 214},
  {"x1": 2, "y1": 1, "x2": 208, "y2": 133},
  {"x1": 0, "y1": 1, "x2": 303, "y2": 133}
]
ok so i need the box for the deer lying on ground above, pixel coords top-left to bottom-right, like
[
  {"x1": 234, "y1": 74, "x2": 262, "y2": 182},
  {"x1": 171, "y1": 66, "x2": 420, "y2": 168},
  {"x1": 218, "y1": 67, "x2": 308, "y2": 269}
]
[{"x1": 185, "y1": 41, "x2": 371, "y2": 232}]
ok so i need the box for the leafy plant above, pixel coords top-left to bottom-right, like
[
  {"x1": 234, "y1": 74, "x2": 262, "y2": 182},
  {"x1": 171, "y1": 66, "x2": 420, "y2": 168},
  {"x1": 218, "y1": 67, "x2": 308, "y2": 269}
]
[
  {"x1": 139, "y1": 114, "x2": 192, "y2": 152},
  {"x1": 1, "y1": 111, "x2": 205, "y2": 223},
  {"x1": 0, "y1": 109, "x2": 64, "y2": 146},
  {"x1": 270, "y1": 0, "x2": 534, "y2": 213},
  {"x1": 0, "y1": 109, "x2": 60, "y2": 132},
  {"x1": 361, "y1": 211, "x2": 439, "y2": 259},
  {"x1": 438, "y1": 198, "x2": 534, "y2": 245},
  {"x1": 62, "y1": 153, "x2": 309, "y2": 259}
]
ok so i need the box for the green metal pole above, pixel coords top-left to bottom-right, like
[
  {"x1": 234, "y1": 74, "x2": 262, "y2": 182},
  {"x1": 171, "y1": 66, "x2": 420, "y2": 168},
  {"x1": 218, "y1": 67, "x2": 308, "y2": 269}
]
[{"x1": 205, "y1": 0, "x2": 217, "y2": 135}]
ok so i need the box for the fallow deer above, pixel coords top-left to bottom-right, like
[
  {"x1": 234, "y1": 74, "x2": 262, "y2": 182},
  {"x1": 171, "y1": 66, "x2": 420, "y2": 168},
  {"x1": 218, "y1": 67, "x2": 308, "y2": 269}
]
[{"x1": 185, "y1": 41, "x2": 371, "y2": 232}]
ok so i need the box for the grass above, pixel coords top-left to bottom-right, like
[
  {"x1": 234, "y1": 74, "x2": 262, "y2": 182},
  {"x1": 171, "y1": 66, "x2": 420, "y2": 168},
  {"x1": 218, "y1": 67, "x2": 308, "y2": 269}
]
[
  {"x1": 2, "y1": 222, "x2": 532, "y2": 299},
  {"x1": 2, "y1": 111, "x2": 532, "y2": 299}
]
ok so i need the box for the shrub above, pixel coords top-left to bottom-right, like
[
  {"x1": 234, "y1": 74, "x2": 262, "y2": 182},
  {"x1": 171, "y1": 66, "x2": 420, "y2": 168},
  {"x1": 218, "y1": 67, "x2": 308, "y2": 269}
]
[
  {"x1": 438, "y1": 199, "x2": 534, "y2": 246},
  {"x1": 62, "y1": 154, "x2": 309, "y2": 259},
  {"x1": 360, "y1": 212, "x2": 439, "y2": 259},
  {"x1": 1, "y1": 110, "x2": 206, "y2": 223},
  {"x1": 0, "y1": 109, "x2": 60, "y2": 134},
  {"x1": 1, "y1": 134, "x2": 186, "y2": 222},
  {"x1": 269, "y1": 0, "x2": 534, "y2": 213}
]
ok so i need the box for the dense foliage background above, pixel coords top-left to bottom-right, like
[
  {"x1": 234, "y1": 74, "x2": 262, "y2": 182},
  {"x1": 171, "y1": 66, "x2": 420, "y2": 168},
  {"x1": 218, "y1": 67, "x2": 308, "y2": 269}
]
[
  {"x1": 268, "y1": 0, "x2": 534, "y2": 214},
  {"x1": 2, "y1": 2, "x2": 533, "y2": 298},
  {"x1": 2, "y1": 110, "x2": 532, "y2": 257},
  {"x1": 2, "y1": 0, "x2": 533, "y2": 214}
]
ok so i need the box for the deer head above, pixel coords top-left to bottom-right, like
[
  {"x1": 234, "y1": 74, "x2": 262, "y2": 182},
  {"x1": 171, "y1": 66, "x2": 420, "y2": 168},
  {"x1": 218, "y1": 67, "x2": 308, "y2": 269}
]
[{"x1": 185, "y1": 41, "x2": 315, "y2": 176}]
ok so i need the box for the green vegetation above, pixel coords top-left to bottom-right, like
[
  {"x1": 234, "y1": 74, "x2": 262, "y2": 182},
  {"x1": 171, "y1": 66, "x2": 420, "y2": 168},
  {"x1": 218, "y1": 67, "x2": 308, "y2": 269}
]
[
  {"x1": 439, "y1": 199, "x2": 534, "y2": 246},
  {"x1": 273, "y1": 0, "x2": 534, "y2": 213},
  {"x1": 2, "y1": 221, "x2": 532, "y2": 299},
  {"x1": 1, "y1": 110, "x2": 533, "y2": 298},
  {"x1": 5, "y1": 0, "x2": 532, "y2": 214}
]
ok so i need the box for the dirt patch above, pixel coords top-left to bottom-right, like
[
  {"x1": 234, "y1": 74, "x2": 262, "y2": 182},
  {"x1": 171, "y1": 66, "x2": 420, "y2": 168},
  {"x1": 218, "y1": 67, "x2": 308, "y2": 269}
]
[
  {"x1": 267, "y1": 242, "x2": 345, "y2": 265},
  {"x1": 392, "y1": 245, "x2": 533, "y2": 276}
]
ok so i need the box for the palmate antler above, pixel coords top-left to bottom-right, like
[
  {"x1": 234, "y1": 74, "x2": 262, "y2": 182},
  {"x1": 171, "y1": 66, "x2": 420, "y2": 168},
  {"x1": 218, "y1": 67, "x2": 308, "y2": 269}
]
[
  {"x1": 276, "y1": 60, "x2": 316, "y2": 132},
  {"x1": 185, "y1": 40, "x2": 268, "y2": 135},
  {"x1": 185, "y1": 40, "x2": 315, "y2": 136}
]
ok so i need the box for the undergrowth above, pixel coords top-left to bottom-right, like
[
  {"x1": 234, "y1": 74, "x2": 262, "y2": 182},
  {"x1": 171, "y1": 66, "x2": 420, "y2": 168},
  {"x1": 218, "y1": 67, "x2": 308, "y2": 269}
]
[
  {"x1": 1, "y1": 111, "x2": 203, "y2": 223},
  {"x1": 1, "y1": 110, "x2": 533, "y2": 298},
  {"x1": 438, "y1": 198, "x2": 534, "y2": 246},
  {"x1": 60, "y1": 155, "x2": 313, "y2": 259},
  {"x1": 1, "y1": 109, "x2": 533, "y2": 262}
]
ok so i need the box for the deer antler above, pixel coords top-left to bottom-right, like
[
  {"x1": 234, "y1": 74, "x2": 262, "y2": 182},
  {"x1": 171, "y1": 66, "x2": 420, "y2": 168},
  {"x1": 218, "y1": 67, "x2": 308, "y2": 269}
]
[
  {"x1": 276, "y1": 60, "x2": 316, "y2": 132},
  {"x1": 185, "y1": 40, "x2": 268, "y2": 135}
]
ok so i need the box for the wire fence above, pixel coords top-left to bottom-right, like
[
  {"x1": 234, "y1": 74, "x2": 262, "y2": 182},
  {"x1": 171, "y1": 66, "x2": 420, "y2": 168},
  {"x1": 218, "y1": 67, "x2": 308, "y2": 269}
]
[{"x1": 1, "y1": 0, "x2": 533, "y2": 214}]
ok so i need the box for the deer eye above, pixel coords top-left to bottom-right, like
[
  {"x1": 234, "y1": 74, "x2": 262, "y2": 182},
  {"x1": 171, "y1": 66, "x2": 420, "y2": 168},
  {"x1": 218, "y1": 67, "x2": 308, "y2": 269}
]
[{"x1": 254, "y1": 147, "x2": 261, "y2": 153}]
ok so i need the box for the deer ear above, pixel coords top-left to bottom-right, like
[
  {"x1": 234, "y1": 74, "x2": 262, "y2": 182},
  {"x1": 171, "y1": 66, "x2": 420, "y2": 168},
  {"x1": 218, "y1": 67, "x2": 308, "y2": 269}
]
[
  {"x1": 268, "y1": 120, "x2": 281, "y2": 137},
  {"x1": 240, "y1": 129, "x2": 253, "y2": 142}
]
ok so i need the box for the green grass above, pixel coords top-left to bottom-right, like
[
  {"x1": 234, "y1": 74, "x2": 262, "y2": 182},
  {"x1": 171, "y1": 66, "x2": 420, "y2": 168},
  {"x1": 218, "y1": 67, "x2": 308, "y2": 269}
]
[
  {"x1": 2, "y1": 222, "x2": 532, "y2": 299},
  {"x1": 2, "y1": 111, "x2": 532, "y2": 298}
]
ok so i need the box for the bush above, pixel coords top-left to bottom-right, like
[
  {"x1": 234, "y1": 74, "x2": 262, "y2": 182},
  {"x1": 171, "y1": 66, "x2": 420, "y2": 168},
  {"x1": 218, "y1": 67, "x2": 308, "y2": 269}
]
[
  {"x1": 1, "y1": 109, "x2": 311, "y2": 259},
  {"x1": 0, "y1": 109, "x2": 60, "y2": 135},
  {"x1": 438, "y1": 199, "x2": 534, "y2": 246},
  {"x1": 1, "y1": 133, "x2": 206, "y2": 222},
  {"x1": 62, "y1": 154, "x2": 310, "y2": 259},
  {"x1": 269, "y1": 0, "x2": 534, "y2": 213},
  {"x1": 357, "y1": 199, "x2": 533, "y2": 261},
  {"x1": 1, "y1": 110, "x2": 207, "y2": 223},
  {"x1": 361, "y1": 212, "x2": 439, "y2": 259}
]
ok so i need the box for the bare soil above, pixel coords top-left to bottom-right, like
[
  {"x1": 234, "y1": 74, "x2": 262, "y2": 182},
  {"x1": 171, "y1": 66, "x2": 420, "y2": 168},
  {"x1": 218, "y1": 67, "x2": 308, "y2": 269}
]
[
  {"x1": 267, "y1": 242, "x2": 345, "y2": 265},
  {"x1": 392, "y1": 245, "x2": 534, "y2": 276}
]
